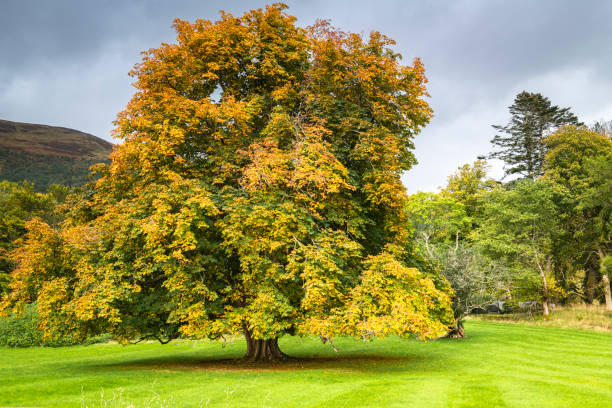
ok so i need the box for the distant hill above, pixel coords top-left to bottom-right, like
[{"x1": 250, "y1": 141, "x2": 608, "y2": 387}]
[{"x1": 0, "y1": 119, "x2": 113, "y2": 191}]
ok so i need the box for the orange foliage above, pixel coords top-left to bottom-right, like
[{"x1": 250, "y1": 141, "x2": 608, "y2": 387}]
[{"x1": 2, "y1": 4, "x2": 451, "y2": 344}]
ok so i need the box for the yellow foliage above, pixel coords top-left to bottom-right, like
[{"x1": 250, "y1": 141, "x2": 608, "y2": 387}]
[{"x1": 1, "y1": 4, "x2": 452, "y2": 345}]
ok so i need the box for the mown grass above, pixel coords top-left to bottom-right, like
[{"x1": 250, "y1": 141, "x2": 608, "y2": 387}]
[
  {"x1": 475, "y1": 304, "x2": 612, "y2": 332},
  {"x1": 1, "y1": 320, "x2": 611, "y2": 407}
]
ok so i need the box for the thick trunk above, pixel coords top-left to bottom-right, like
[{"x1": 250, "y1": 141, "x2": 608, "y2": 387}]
[
  {"x1": 447, "y1": 319, "x2": 466, "y2": 339},
  {"x1": 243, "y1": 328, "x2": 290, "y2": 362},
  {"x1": 584, "y1": 266, "x2": 598, "y2": 303}
]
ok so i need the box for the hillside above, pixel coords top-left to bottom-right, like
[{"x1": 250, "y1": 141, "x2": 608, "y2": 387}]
[{"x1": 0, "y1": 120, "x2": 113, "y2": 191}]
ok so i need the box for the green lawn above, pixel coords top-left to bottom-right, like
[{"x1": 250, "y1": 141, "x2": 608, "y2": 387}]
[{"x1": 1, "y1": 320, "x2": 611, "y2": 407}]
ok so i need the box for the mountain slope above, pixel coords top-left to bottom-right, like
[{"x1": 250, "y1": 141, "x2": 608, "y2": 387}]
[{"x1": 0, "y1": 120, "x2": 113, "y2": 191}]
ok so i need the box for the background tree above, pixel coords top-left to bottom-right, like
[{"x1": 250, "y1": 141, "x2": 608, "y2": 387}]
[
  {"x1": 433, "y1": 244, "x2": 509, "y2": 337},
  {"x1": 602, "y1": 256, "x2": 612, "y2": 310},
  {"x1": 579, "y1": 151, "x2": 612, "y2": 310},
  {"x1": 441, "y1": 160, "x2": 498, "y2": 228},
  {"x1": 406, "y1": 192, "x2": 507, "y2": 337},
  {"x1": 486, "y1": 91, "x2": 581, "y2": 180},
  {"x1": 1, "y1": 4, "x2": 453, "y2": 360},
  {"x1": 543, "y1": 126, "x2": 612, "y2": 309},
  {"x1": 405, "y1": 192, "x2": 470, "y2": 258},
  {"x1": 475, "y1": 180, "x2": 562, "y2": 315},
  {"x1": 591, "y1": 119, "x2": 612, "y2": 139},
  {"x1": 0, "y1": 182, "x2": 66, "y2": 295}
]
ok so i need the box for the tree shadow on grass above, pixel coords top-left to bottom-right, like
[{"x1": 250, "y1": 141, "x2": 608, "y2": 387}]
[{"x1": 94, "y1": 353, "x2": 432, "y2": 373}]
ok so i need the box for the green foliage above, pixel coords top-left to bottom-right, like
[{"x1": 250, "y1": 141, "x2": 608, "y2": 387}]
[
  {"x1": 0, "y1": 303, "x2": 109, "y2": 347},
  {"x1": 475, "y1": 180, "x2": 563, "y2": 307},
  {"x1": 406, "y1": 192, "x2": 470, "y2": 254},
  {"x1": 406, "y1": 191, "x2": 508, "y2": 325},
  {"x1": 0, "y1": 149, "x2": 107, "y2": 192},
  {"x1": 0, "y1": 303, "x2": 41, "y2": 347},
  {"x1": 544, "y1": 126, "x2": 611, "y2": 198},
  {"x1": 441, "y1": 159, "x2": 498, "y2": 221},
  {"x1": 580, "y1": 151, "x2": 612, "y2": 237},
  {"x1": 543, "y1": 126, "x2": 612, "y2": 304},
  {"x1": 488, "y1": 91, "x2": 581, "y2": 179},
  {"x1": 602, "y1": 256, "x2": 612, "y2": 279}
]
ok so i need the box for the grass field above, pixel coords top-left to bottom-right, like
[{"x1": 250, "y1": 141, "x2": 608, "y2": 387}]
[{"x1": 1, "y1": 320, "x2": 611, "y2": 408}]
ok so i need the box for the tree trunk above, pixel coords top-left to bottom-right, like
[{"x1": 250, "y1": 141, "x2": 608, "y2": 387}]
[
  {"x1": 596, "y1": 245, "x2": 612, "y2": 311},
  {"x1": 542, "y1": 298, "x2": 550, "y2": 316},
  {"x1": 423, "y1": 233, "x2": 434, "y2": 258},
  {"x1": 584, "y1": 266, "x2": 598, "y2": 303},
  {"x1": 447, "y1": 319, "x2": 466, "y2": 339},
  {"x1": 243, "y1": 328, "x2": 290, "y2": 362},
  {"x1": 538, "y1": 256, "x2": 552, "y2": 316},
  {"x1": 602, "y1": 273, "x2": 612, "y2": 312}
]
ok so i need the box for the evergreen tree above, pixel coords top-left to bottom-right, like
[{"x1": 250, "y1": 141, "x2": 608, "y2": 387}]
[
  {"x1": 591, "y1": 119, "x2": 612, "y2": 139},
  {"x1": 487, "y1": 91, "x2": 581, "y2": 179}
]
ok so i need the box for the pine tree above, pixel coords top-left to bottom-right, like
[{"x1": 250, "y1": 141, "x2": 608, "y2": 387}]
[{"x1": 487, "y1": 91, "x2": 581, "y2": 179}]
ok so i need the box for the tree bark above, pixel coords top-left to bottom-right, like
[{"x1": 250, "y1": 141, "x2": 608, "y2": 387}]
[
  {"x1": 542, "y1": 297, "x2": 550, "y2": 316},
  {"x1": 454, "y1": 231, "x2": 460, "y2": 255},
  {"x1": 243, "y1": 328, "x2": 290, "y2": 362},
  {"x1": 423, "y1": 233, "x2": 434, "y2": 258},
  {"x1": 447, "y1": 319, "x2": 466, "y2": 339},
  {"x1": 537, "y1": 256, "x2": 552, "y2": 316},
  {"x1": 597, "y1": 245, "x2": 612, "y2": 312},
  {"x1": 602, "y1": 273, "x2": 612, "y2": 312},
  {"x1": 584, "y1": 266, "x2": 598, "y2": 303}
]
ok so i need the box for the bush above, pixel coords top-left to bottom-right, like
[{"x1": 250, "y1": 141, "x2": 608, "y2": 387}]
[
  {"x1": 0, "y1": 304, "x2": 109, "y2": 347},
  {"x1": 0, "y1": 304, "x2": 41, "y2": 347},
  {"x1": 501, "y1": 300, "x2": 522, "y2": 314}
]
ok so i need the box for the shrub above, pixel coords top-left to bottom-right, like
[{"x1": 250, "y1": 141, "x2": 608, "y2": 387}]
[{"x1": 0, "y1": 304, "x2": 109, "y2": 347}]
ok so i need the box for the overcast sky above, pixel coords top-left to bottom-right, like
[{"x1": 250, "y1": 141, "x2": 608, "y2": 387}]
[{"x1": 2, "y1": 0, "x2": 611, "y2": 192}]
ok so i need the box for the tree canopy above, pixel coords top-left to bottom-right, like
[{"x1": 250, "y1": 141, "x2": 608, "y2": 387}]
[
  {"x1": 487, "y1": 91, "x2": 581, "y2": 180},
  {"x1": 0, "y1": 182, "x2": 67, "y2": 295},
  {"x1": 475, "y1": 180, "x2": 563, "y2": 315},
  {"x1": 406, "y1": 189, "x2": 506, "y2": 338},
  {"x1": 441, "y1": 160, "x2": 498, "y2": 226},
  {"x1": 1, "y1": 4, "x2": 453, "y2": 360},
  {"x1": 543, "y1": 126, "x2": 612, "y2": 309}
]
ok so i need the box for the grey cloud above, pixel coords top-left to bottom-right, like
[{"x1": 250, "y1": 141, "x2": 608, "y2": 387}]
[{"x1": 1, "y1": 0, "x2": 611, "y2": 192}]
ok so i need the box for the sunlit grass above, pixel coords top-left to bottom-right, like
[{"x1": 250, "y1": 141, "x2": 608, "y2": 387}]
[{"x1": 1, "y1": 320, "x2": 611, "y2": 407}]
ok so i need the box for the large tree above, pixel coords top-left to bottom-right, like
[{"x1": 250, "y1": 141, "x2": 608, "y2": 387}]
[
  {"x1": 476, "y1": 180, "x2": 562, "y2": 315},
  {"x1": 487, "y1": 91, "x2": 581, "y2": 180},
  {"x1": 543, "y1": 126, "x2": 612, "y2": 309},
  {"x1": 1, "y1": 4, "x2": 453, "y2": 360},
  {"x1": 579, "y1": 151, "x2": 612, "y2": 310}
]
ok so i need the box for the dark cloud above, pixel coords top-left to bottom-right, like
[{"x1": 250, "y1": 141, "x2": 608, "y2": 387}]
[{"x1": 1, "y1": 0, "x2": 611, "y2": 191}]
